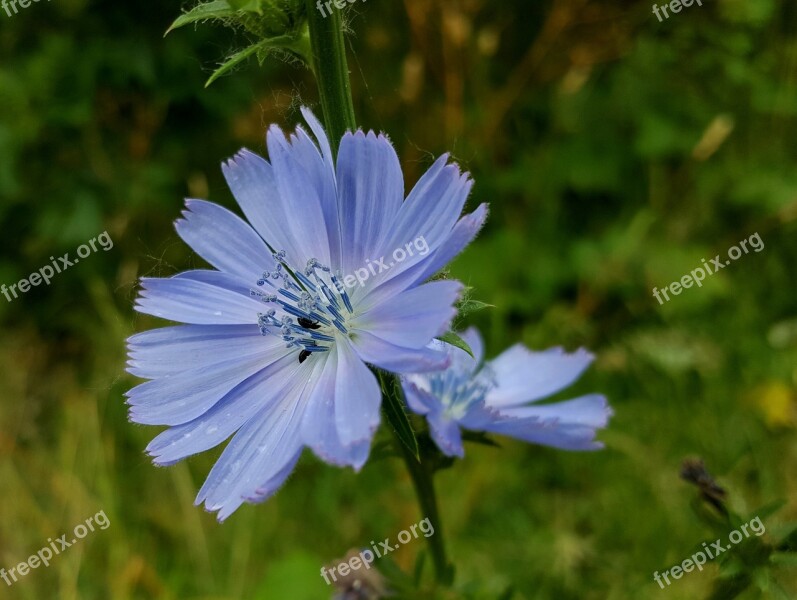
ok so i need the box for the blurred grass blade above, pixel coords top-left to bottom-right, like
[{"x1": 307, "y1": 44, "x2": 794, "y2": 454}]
[
  {"x1": 412, "y1": 549, "x2": 426, "y2": 585},
  {"x1": 752, "y1": 499, "x2": 785, "y2": 521}
]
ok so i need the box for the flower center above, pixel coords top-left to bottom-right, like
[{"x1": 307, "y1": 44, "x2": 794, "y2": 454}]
[
  {"x1": 430, "y1": 365, "x2": 496, "y2": 420},
  {"x1": 250, "y1": 251, "x2": 353, "y2": 362}
]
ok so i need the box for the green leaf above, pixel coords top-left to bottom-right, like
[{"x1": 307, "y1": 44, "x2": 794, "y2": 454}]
[
  {"x1": 456, "y1": 291, "x2": 494, "y2": 317},
  {"x1": 227, "y1": 0, "x2": 264, "y2": 11},
  {"x1": 379, "y1": 373, "x2": 419, "y2": 460},
  {"x1": 205, "y1": 42, "x2": 263, "y2": 86},
  {"x1": 205, "y1": 35, "x2": 294, "y2": 87},
  {"x1": 166, "y1": 1, "x2": 236, "y2": 35},
  {"x1": 437, "y1": 331, "x2": 474, "y2": 358}
]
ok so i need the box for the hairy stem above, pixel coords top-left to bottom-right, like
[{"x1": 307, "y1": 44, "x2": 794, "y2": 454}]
[
  {"x1": 384, "y1": 376, "x2": 454, "y2": 586},
  {"x1": 304, "y1": 0, "x2": 356, "y2": 155},
  {"x1": 396, "y1": 435, "x2": 454, "y2": 585}
]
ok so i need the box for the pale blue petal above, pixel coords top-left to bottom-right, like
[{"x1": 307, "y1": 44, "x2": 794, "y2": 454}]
[
  {"x1": 404, "y1": 366, "x2": 469, "y2": 456},
  {"x1": 402, "y1": 203, "x2": 489, "y2": 290},
  {"x1": 347, "y1": 156, "x2": 472, "y2": 305},
  {"x1": 127, "y1": 341, "x2": 286, "y2": 426},
  {"x1": 301, "y1": 353, "x2": 371, "y2": 468},
  {"x1": 480, "y1": 419, "x2": 606, "y2": 451},
  {"x1": 462, "y1": 396, "x2": 610, "y2": 451},
  {"x1": 246, "y1": 452, "x2": 304, "y2": 505},
  {"x1": 498, "y1": 394, "x2": 612, "y2": 428},
  {"x1": 291, "y1": 124, "x2": 342, "y2": 266},
  {"x1": 376, "y1": 154, "x2": 470, "y2": 264},
  {"x1": 336, "y1": 130, "x2": 403, "y2": 273},
  {"x1": 134, "y1": 277, "x2": 263, "y2": 325},
  {"x1": 174, "y1": 199, "x2": 275, "y2": 282},
  {"x1": 486, "y1": 345, "x2": 595, "y2": 408},
  {"x1": 222, "y1": 132, "x2": 340, "y2": 269},
  {"x1": 195, "y1": 374, "x2": 309, "y2": 521},
  {"x1": 350, "y1": 330, "x2": 451, "y2": 373},
  {"x1": 127, "y1": 323, "x2": 267, "y2": 379},
  {"x1": 354, "y1": 280, "x2": 462, "y2": 348},
  {"x1": 300, "y1": 106, "x2": 334, "y2": 168},
  {"x1": 172, "y1": 269, "x2": 254, "y2": 297},
  {"x1": 401, "y1": 376, "x2": 436, "y2": 415},
  {"x1": 266, "y1": 124, "x2": 333, "y2": 265},
  {"x1": 222, "y1": 149, "x2": 308, "y2": 268},
  {"x1": 334, "y1": 340, "x2": 381, "y2": 448},
  {"x1": 361, "y1": 204, "x2": 487, "y2": 309},
  {"x1": 426, "y1": 410, "x2": 464, "y2": 458},
  {"x1": 146, "y1": 354, "x2": 299, "y2": 465}
]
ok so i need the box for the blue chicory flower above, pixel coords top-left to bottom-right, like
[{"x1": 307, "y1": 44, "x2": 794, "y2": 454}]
[
  {"x1": 402, "y1": 327, "x2": 612, "y2": 457},
  {"x1": 127, "y1": 108, "x2": 487, "y2": 520}
]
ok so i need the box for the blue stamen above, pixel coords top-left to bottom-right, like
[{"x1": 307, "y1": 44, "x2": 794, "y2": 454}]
[
  {"x1": 277, "y1": 300, "x2": 315, "y2": 321},
  {"x1": 326, "y1": 301, "x2": 344, "y2": 322},
  {"x1": 294, "y1": 270, "x2": 318, "y2": 293},
  {"x1": 307, "y1": 311, "x2": 332, "y2": 326},
  {"x1": 255, "y1": 255, "x2": 357, "y2": 360},
  {"x1": 279, "y1": 288, "x2": 301, "y2": 303}
]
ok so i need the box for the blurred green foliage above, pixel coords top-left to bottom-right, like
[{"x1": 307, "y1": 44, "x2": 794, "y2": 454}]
[{"x1": 1, "y1": 0, "x2": 797, "y2": 598}]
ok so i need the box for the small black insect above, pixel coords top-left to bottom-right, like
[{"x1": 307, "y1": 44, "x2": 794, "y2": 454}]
[
  {"x1": 298, "y1": 317, "x2": 321, "y2": 330},
  {"x1": 298, "y1": 349, "x2": 312, "y2": 364}
]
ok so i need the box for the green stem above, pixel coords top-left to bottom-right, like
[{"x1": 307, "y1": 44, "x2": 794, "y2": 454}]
[
  {"x1": 303, "y1": 3, "x2": 450, "y2": 586},
  {"x1": 395, "y1": 432, "x2": 454, "y2": 586},
  {"x1": 304, "y1": 0, "x2": 356, "y2": 155},
  {"x1": 374, "y1": 371, "x2": 455, "y2": 588}
]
